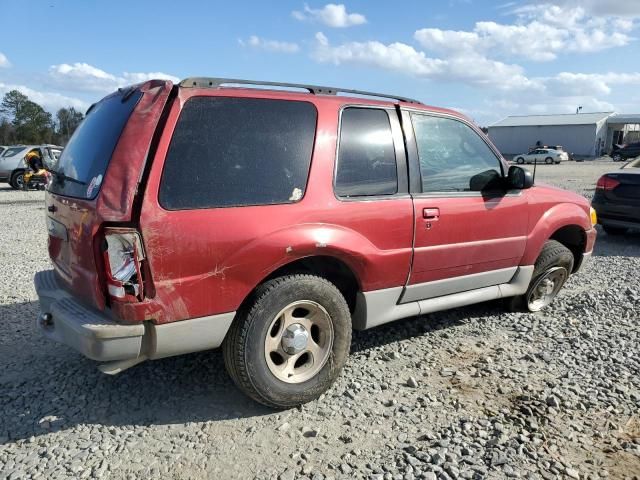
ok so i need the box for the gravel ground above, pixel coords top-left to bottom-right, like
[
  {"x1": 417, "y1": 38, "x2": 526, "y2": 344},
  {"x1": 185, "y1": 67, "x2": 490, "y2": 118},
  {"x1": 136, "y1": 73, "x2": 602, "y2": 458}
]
[{"x1": 1, "y1": 159, "x2": 639, "y2": 480}]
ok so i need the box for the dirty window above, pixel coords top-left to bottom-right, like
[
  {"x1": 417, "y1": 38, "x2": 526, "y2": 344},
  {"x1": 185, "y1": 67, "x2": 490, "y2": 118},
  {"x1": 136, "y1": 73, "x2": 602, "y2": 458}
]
[
  {"x1": 159, "y1": 97, "x2": 317, "y2": 210},
  {"x1": 411, "y1": 114, "x2": 502, "y2": 193},
  {"x1": 335, "y1": 108, "x2": 397, "y2": 197}
]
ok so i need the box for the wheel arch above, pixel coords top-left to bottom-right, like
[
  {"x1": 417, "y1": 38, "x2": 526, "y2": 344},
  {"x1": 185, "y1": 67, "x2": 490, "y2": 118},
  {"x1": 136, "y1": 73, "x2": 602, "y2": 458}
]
[
  {"x1": 549, "y1": 224, "x2": 586, "y2": 272},
  {"x1": 238, "y1": 255, "x2": 362, "y2": 317},
  {"x1": 522, "y1": 203, "x2": 592, "y2": 271}
]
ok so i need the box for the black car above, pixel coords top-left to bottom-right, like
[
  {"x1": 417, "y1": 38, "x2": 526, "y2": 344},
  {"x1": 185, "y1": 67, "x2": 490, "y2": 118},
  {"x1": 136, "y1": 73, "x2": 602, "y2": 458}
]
[
  {"x1": 612, "y1": 142, "x2": 640, "y2": 162},
  {"x1": 592, "y1": 158, "x2": 640, "y2": 234}
]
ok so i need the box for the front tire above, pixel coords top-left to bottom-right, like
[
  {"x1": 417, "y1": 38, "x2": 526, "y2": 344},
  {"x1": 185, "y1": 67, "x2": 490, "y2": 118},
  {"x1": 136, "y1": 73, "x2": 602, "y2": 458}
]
[
  {"x1": 545, "y1": 157, "x2": 554, "y2": 164},
  {"x1": 612, "y1": 154, "x2": 622, "y2": 162},
  {"x1": 516, "y1": 157, "x2": 525, "y2": 164},
  {"x1": 223, "y1": 274, "x2": 352, "y2": 408},
  {"x1": 506, "y1": 240, "x2": 574, "y2": 312}
]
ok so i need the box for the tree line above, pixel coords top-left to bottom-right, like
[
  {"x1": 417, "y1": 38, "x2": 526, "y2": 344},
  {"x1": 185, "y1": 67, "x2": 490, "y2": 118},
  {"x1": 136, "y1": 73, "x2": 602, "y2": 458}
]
[{"x1": 0, "y1": 90, "x2": 85, "y2": 146}]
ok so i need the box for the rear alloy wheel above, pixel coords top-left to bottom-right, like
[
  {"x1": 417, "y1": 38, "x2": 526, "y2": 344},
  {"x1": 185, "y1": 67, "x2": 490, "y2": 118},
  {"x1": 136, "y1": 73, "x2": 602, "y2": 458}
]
[
  {"x1": 223, "y1": 274, "x2": 351, "y2": 408},
  {"x1": 603, "y1": 225, "x2": 628, "y2": 235},
  {"x1": 506, "y1": 240, "x2": 574, "y2": 312},
  {"x1": 9, "y1": 170, "x2": 25, "y2": 190},
  {"x1": 545, "y1": 157, "x2": 554, "y2": 165},
  {"x1": 516, "y1": 157, "x2": 525, "y2": 164},
  {"x1": 612, "y1": 153, "x2": 622, "y2": 162}
]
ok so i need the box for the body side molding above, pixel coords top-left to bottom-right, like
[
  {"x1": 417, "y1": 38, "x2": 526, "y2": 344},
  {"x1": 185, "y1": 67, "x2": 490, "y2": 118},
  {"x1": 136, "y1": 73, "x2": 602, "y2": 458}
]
[{"x1": 353, "y1": 266, "x2": 534, "y2": 330}]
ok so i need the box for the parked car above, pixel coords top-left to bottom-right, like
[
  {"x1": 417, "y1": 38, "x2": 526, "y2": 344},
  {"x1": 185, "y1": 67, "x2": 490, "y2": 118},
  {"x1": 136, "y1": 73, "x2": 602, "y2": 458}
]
[
  {"x1": 514, "y1": 148, "x2": 568, "y2": 165},
  {"x1": 34, "y1": 78, "x2": 597, "y2": 408},
  {"x1": 0, "y1": 144, "x2": 63, "y2": 189},
  {"x1": 0, "y1": 146, "x2": 7, "y2": 156},
  {"x1": 611, "y1": 142, "x2": 640, "y2": 162},
  {"x1": 592, "y1": 157, "x2": 640, "y2": 234}
]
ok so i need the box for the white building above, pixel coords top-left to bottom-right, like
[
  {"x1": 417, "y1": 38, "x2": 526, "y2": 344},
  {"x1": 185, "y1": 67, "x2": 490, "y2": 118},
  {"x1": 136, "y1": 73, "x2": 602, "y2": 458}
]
[{"x1": 487, "y1": 112, "x2": 640, "y2": 158}]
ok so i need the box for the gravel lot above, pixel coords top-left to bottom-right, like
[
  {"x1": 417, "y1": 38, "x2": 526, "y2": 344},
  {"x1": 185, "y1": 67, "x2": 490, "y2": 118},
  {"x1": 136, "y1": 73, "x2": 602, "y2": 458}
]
[{"x1": 1, "y1": 160, "x2": 639, "y2": 480}]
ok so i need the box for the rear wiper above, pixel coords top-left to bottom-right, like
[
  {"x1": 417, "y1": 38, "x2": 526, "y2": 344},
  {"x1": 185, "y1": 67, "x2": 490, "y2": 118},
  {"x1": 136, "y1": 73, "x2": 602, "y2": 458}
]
[{"x1": 47, "y1": 168, "x2": 86, "y2": 185}]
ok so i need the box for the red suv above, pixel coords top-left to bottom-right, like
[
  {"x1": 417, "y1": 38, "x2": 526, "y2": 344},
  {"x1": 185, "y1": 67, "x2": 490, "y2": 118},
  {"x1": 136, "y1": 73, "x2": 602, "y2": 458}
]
[{"x1": 35, "y1": 78, "x2": 597, "y2": 408}]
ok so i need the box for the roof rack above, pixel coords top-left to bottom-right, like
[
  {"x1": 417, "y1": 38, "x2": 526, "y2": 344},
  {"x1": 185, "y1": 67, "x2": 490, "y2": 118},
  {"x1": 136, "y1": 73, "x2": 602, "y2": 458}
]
[{"x1": 179, "y1": 77, "x2": 421, "y2": 104}]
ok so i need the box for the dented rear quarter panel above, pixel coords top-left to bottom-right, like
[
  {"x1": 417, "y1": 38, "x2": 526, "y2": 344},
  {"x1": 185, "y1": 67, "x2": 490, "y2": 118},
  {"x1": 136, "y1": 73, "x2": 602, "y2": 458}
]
[
  {"x1": 45, "y1": 81, "x2": 174, "y2": 311},
  {"x1": 135, "y1": 88, "x2": 414, "y2": 323}
]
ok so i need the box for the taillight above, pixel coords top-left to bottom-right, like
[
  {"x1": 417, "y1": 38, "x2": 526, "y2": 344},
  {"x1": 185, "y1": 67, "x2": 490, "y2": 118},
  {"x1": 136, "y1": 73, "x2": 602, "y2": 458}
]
[
  {"x1": 596, "y1": 175, "x2": 620, "y2": 191},
  {"x1": 103, "y1": 228, "x2": 145, "y2": 301}
]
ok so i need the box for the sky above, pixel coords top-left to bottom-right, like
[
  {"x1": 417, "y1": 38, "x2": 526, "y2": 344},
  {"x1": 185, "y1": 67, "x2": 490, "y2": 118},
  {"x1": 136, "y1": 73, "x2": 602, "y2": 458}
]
[{"x1": 1, "y1": 0, "x2": 640, "y2": 126}]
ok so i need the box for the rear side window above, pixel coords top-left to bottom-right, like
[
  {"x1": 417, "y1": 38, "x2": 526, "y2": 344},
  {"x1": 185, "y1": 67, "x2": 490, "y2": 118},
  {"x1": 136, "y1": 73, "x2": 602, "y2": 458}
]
[
  {"x1": 48, "y1": 90, "x2": 142, "y2": 199},
  {"x1": 159, "y1": 97, "x2": 317, "y2": 210},
  {"x1": 335, "y1": 108, "x2": 397, "y2": 197},
  {"x1": 2, "y1": 147, "x2": 26, "y2": 157}
]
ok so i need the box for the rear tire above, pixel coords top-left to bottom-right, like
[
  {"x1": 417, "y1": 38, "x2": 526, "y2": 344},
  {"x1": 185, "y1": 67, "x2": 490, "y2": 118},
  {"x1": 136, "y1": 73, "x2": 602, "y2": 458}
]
[
  {"x1": 506, "y1": 240, "x2": 574, "y2": 312},
  {"x1": 545, "y1": 157, "x2": 553, "y2": 164},
  {"x1": 516, "y1": 157, "x2": 525, "y2": 164},
  {"x1": 223, "y1": 274, "x2": 352, "y2": 408},
  {"x1": 612, "y1": 154, "x2": 622, "y2": 162},
  {"x1": 603, "y1": 225, "x2": 628, "y2": 235},
  {"x1": 9, "y1": 170, "x2": 25, "y2": 190}
]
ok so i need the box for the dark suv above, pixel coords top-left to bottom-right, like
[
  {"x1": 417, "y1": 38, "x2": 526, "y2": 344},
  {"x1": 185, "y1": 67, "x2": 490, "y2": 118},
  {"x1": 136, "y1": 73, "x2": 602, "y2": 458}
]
[
  {"x1": 612, "y1": 142, "x2": 640, "y2": 162},
  {"x1": 35, "y1": 78, "x2": 596, "y2": 408}
]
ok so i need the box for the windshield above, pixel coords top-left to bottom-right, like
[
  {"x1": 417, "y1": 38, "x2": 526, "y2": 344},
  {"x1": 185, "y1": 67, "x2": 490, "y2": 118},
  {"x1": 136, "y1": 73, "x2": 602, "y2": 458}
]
[{"x1": 48, "y1": 90, "x2": 142, "y2": 199}]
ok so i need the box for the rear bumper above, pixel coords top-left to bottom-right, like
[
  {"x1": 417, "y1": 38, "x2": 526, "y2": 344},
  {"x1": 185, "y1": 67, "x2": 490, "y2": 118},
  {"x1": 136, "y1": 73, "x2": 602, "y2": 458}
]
[{"x1": 34, "y1": 270, "x2": 235, "y2": 370}]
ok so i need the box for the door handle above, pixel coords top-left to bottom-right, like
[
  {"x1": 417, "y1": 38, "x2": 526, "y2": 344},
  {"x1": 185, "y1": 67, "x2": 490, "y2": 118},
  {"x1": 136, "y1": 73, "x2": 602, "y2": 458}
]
[{"x1": 423, "y1": 208, "x2": 440, "y2": 220}]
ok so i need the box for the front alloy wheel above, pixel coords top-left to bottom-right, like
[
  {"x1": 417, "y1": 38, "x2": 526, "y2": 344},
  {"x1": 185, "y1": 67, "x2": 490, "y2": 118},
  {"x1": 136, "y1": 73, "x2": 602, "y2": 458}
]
[
  {"x1": 526, "y1": 266, "x2": 568, "y2": 311},
  {"x1": 506, "y1": 239, "x2": 574, "y2": 312}
]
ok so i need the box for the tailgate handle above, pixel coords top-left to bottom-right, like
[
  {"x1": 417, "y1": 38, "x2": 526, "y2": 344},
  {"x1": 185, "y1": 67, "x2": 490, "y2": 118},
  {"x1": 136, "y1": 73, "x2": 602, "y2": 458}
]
[{"x1": 423, "y1": 208, "x2": 440, "y2": 220}]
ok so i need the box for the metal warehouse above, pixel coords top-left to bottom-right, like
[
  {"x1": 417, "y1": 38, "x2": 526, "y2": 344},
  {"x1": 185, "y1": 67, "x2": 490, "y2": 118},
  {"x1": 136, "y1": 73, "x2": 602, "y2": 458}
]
[{"x1": 487, "y1": 112, "x2": 640, "y2": 158}]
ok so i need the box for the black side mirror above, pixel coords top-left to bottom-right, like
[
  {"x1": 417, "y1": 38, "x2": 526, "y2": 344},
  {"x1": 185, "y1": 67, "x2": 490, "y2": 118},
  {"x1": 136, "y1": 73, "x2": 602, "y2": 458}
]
[{"x1": 508, "y1": 165, "x2": 534, "y2": 190}]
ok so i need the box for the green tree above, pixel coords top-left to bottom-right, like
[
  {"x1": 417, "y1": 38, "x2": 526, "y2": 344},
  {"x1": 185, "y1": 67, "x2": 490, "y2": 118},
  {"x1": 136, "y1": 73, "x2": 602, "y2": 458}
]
[
  {"x1": 0, "y1": 90, "x2": 55, "y2": 144},
  {"x1": 15, "y1": 100, "x2": 54, "y2": 144},
  {"x1": 0, "y1": 90, "x2": 29, "y2": 121},
  {"x1": 0, "y1": 118, "x2": 16, "y2": 144},
  {"x1": 56, "y1": 107, "x2": 84, "y2": 144}
]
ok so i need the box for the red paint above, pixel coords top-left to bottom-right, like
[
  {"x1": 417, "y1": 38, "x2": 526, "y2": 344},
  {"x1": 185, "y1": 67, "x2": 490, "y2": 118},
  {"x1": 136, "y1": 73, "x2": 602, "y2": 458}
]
[{"x1": 43, "y1": 80, "x2": 595, "y2": 325}]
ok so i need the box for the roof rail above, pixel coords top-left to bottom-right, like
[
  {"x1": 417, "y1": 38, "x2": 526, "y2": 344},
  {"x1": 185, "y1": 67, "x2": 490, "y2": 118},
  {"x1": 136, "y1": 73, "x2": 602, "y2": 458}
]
[{"x1": 179, "y1": 77, "x2": 421, "y2": 104}]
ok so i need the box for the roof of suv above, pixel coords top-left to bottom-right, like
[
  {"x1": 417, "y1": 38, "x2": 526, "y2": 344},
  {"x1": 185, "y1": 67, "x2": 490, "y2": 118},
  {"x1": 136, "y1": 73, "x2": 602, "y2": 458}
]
[
  {"x1": 179, "y1": 77, "x2": 423, "y2": 104},
  {"x1": 176, "y1": 77, "x2": 468, "y2": 123}
]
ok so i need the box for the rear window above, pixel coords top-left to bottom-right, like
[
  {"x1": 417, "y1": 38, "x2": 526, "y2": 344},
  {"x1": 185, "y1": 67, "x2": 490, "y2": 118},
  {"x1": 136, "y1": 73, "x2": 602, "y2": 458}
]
[
  {"x1": 159, "y1": 97, "x2": 317, "y2": 210},
  {"x1": 48, "y1": 90, "x2": 142, "y2": 199}
]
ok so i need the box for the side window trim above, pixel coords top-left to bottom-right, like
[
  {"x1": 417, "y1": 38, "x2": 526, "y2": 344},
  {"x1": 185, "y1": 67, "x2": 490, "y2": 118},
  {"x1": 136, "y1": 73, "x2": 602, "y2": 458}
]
[
  {"x1": 402, "y1": 109, "x2": 505, "y2": 195},
  {"x1": 333, "y1": 105, "x2": 408, "y2": 201}
]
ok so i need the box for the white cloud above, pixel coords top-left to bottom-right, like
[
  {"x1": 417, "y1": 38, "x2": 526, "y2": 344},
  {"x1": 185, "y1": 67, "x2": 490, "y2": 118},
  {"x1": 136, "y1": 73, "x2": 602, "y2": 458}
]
[
  {"x1": 0, "y1": 82, "x2": 88, "y2": 112},
  {"x1": 293, "y1": 3, "x2": 366, "y2": 28},
  {"x1": 239, "y1": 36, "x2": 300, "y2": 53},
  {"x1": 48, "y1": 62, "x2": 179, "y2": 93},
  {"x1": 313, "y1": 32, "x2": 538, "y2": 91},
  {"x1": 0, "y1": 52, "x2": 10, "y2": 68},
  {"x1": 415, "y1": 5, "x2": 634, "y2": 63},
  {"x1": 521, "y1": 0, "x2": 640, "y2": 18}
]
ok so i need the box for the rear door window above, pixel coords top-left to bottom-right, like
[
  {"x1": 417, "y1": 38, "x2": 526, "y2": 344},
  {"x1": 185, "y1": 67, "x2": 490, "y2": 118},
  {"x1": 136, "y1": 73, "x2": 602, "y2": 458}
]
[
  {"x1": 2, "y1": 147, "x2": 26, "y2": 158},
  {"x1": 48, "y1": 90, "x2": 142, "y2": 199},
  {"x1": 334, "y1": 108, "x2": 398, "y2": 197},
  {"x1": 159, "y1": 97, "x2": 317, "y2": 210}
]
